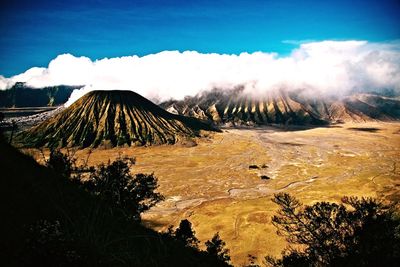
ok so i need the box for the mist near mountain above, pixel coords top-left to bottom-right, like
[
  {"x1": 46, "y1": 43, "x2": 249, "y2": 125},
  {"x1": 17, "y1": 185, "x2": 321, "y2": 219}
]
[
  {"x1": 17, "y1": 90, "x2": 217, "y2": 148},
  {"x1": 0, "y1": 82, "x2": 81, "y2": 107},
  {"x1": 1, "y1": 40, "x2": 399, "y2": 106},
  {"x1": 160, "y1": 88, "x2": 400, "y2": 126}
]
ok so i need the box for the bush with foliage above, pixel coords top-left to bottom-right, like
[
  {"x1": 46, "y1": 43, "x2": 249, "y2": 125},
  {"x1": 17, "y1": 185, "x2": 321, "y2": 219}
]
[
  {"x1": 168, "y1": 219, "x2": 200, "y2": 248},
  {"x1": 166, "y1": 219, "x2": 232, "y2": 266},
  {"x1": 266, "y1": 193, "x2": 400, "y2": 267},
  {"x1": 46, "y1": 149, "x2": 75, "y2": 178},
  {"x1": 205, "y1": 232, "x2": 231, "y2": 264},
  {"x1": 1, "y1": 140, "x2": 234, "y2": 266},
  {"x1": 45, "y1": 150, "x2": 164, "y2": 222},
  {"x1": 82, "y1": 156, "x2": 164, "y2": 221}
]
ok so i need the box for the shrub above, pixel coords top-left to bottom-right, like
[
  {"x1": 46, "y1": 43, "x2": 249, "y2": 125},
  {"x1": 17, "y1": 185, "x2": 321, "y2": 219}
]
[
  {"x1": 46, "y1": 149, "x2": 75, "y2": 178},
  {"x1": 267, "y1": 193, "x2": 400, "y2": 267},
  {"x1": 83, "y1": 156, "x2": 164, "y2": 221},
  {"x1": 172, "y1": 219, "x2": 200, "y2": 248},
  {"x1": 205, "y1": 232, "x2": 231, "y2": 265}
]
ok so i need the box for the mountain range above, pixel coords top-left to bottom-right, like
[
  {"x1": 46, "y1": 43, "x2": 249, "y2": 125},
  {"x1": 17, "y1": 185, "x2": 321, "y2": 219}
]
[
  {"x1": 160, "y1": 88, "x2": 400, "y2": 126},
  {"x1": 0, "y1": 82, "x2": 82, "y2": 107},
  {"x1": 18, "y1": 90, "x2": 217, "y2": 148}
]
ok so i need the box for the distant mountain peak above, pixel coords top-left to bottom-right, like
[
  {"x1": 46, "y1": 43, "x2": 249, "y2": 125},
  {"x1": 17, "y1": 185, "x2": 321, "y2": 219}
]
[
  {"x1": 18, "y1": 90, "x2": 217, "y2": 148},
  {"x1": 160, "y1": 89, "x2": 400, "y2": 126}
]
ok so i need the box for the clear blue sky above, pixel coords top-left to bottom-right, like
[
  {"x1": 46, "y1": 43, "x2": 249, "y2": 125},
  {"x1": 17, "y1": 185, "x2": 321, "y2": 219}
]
[{"x1": 0, "y1": 0, "x2": 399, "y2": 77}]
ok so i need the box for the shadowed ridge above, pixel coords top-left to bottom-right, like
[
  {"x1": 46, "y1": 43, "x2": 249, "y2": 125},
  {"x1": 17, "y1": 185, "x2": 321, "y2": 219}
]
[
  {"x1": 160, "y1": 88, "x2": 400, "y2": 126},
  {"x1": 17, "y1": 90, "x2": 218, "y2": 148}
]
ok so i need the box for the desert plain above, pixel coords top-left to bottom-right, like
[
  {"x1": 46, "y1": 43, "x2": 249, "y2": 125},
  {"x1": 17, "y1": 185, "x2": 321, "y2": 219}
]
[{"x1": 28, "y1": 122, "x2": 400, "y2": 265}]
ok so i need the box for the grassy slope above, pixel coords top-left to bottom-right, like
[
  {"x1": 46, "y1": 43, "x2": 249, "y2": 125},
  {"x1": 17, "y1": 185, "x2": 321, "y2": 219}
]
[{"x1": 0, "y1": 137, "x2": 227, "y2": 266}]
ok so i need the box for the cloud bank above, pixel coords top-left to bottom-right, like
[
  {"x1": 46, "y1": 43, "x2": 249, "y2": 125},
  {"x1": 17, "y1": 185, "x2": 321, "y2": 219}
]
[{"x1": 1, "y1": 40, "x2": 399, "y2": 105}]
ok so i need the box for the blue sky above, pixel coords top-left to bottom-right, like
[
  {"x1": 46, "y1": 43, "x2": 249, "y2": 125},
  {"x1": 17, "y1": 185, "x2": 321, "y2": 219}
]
[{"x1": 0, "y1": 0, "x2": 399, "y2": 77}]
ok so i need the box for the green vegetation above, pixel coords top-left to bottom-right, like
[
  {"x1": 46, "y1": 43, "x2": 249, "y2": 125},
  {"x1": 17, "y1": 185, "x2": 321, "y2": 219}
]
[
  {"x1": 46, "y1": 149, "x2": 75, "y2": 178},
  {"x1": 0, "y1": 137, "x2": 229, "y2": 266},
  {"x1": 82, "y1": 157, "x2": 164, "y2": 221},
  {"x1": 205, "y1": 232, "x2": 231, "y2": 264},
  {"x1": 166, "y1": 219, "x2": 232, "y2": 266},
  {"x1": 169, "y1": 219, "x2": 200, "y2": 248},
  {"x1": 266, "y1": 193, "x2": 400, "y2": 267},
  {"x1": 2, "y1": 125, "x2": 399, "y2": 266}
]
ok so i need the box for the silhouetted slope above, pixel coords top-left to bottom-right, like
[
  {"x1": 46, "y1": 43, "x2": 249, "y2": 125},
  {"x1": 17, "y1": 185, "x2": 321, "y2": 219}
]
[
  {"x1": 18, "y1": 90, "x2": 218, "y2": 148},
  {"x1": 0, "y1": 138, "x2": 228, "y2": 267},
  {"x1": 161, "y1": 88, "x2": 400, "y2": 126}
]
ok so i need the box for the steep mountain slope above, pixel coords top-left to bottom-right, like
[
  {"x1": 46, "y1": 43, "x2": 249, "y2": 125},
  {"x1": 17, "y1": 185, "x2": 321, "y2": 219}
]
[
  {"x1": 160, "y1": 88, "x2": 400, "y2": 126},
  {"x1": 18, "y1": 90, "x2": 217, "y2": 148}
]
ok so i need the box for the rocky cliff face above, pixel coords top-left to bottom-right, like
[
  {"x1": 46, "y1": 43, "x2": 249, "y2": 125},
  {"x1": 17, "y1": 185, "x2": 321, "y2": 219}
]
[
  {"x1": 160, "y1": 88, "x2": 400, "y2": 126},
  {"x1": 18, "y1": 90, "x2": 217, "y2": 148}
]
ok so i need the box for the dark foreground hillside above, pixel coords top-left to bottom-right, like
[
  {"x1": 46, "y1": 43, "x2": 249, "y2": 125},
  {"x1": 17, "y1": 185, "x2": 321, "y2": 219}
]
[{"x1": 0, "y1": 138, "x2": 227, "y2": 267}]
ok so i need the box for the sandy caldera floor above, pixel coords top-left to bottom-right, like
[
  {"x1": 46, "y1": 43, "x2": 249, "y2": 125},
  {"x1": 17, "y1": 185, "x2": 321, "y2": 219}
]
[{"x1": 29, "y1": 122, "x2": 400, "y2": 266}]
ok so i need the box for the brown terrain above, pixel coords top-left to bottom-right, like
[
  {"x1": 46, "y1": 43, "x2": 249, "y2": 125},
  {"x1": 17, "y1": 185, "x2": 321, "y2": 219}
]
[
  {"x1": 26, "y1": 121, "x2": 400, "y2": 266},
  {"x1": 17, "y1": 90, "x2": 217, "y2": 148},
  {"x1": 12, "y1": 89, "x2": 400, "y2": 265},
  {"x1": 161, "y1": 88, "x2": 400, "y2": 126}
]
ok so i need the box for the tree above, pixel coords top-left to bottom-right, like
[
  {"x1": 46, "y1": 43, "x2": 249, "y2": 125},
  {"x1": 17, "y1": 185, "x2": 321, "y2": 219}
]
[
  {"x1": 267, "y1": 193, "x2": 400, "y2": 267},
  {"x1": 84, "y1": 156, "x2": 164, "y2": 221},
  {"x1": 205, "y1": 232, "x2": 231, "y2": 264},
  {"x1": 46, "y1": 149, "x2": 74, "y2": 178},
  {"x1": 173, "y1": 219, "x2": 200, "y2": 248}
]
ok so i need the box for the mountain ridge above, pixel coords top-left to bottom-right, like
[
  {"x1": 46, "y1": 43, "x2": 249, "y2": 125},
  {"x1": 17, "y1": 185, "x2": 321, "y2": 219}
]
[
  {"x1": 0, "y1": 82, "x2": 81, "y2": 107},
  {"x1": 18, "y1": 90, "x2": 218, "y2": 148},
  {"x1": 160, "y1": 88, "x2": 400, "y2": 126}
]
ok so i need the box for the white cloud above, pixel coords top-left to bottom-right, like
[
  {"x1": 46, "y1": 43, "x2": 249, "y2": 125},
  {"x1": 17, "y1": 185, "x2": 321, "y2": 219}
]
[{"x1": 1, "y1": 40, "x2": 399, "y2": 106}]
